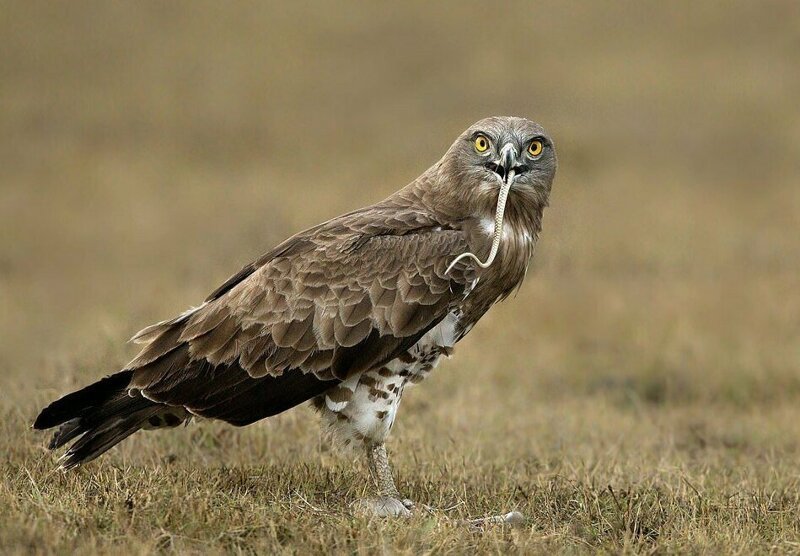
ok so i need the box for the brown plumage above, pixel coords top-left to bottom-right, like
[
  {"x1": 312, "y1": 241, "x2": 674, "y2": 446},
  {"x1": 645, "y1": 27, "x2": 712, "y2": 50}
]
[{"x1": 34, "y1": 116, "x2": 556, "y2": 516}]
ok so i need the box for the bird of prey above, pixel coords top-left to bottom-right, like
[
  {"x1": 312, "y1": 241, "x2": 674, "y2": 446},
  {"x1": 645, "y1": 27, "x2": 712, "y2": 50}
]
[{"x1": 34, "y1": 116, "x2": 556, "y2": 517}]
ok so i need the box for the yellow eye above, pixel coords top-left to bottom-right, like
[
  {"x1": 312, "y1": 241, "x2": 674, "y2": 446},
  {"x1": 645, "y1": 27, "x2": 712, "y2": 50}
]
[
  {"x1": 528, "y1": 139, "x2": 544, "y2": 157},
  {"x1": 474, "y1": 135, "x2": 490, "y2": 153}
]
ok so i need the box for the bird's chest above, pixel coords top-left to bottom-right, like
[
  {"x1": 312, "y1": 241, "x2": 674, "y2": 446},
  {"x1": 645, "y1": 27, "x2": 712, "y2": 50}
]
[{"x1": 458, "y1": 222, "x2": 535, "y2": 327}]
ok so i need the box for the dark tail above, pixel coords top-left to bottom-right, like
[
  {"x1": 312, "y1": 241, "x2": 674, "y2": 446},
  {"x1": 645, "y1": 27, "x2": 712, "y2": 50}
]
[{"x1": 33, "y1": 370, "x2": 165, "y2": 470}]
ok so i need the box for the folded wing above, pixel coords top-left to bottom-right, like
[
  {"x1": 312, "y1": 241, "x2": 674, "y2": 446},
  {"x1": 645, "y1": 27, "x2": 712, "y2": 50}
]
[{"x1": 127, "y1": 219, "x2": 475, "y2": 424}]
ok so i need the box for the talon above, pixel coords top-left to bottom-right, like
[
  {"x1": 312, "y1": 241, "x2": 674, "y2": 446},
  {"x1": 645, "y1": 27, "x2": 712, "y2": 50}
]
[{"x1": 465, "y1": 510, "x2": 526, "y2": 529}]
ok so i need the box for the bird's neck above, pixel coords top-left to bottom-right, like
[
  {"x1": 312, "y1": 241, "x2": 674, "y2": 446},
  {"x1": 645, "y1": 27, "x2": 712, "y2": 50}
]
[
  {"x1": 391, "y1": 167, "x2": 547, "y2": 286},
  {"x1": 472, "y1": 190, "x2": 543, "y2": 292}
]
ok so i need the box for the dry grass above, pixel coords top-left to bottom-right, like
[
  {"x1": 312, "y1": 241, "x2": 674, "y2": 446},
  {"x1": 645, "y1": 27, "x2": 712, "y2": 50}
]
[{"x1": 2, "y1": 1, "x2": 800, "y2": 553}]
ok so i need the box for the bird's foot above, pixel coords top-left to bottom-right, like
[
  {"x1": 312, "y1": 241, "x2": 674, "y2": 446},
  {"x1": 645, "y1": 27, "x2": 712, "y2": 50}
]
[
  {"x1": 463, "y1": 511, "x2": 525, "y2": 531},
  {"x1": 416, "y1": 503, "x2": 524, "y2": 530},
  {"x1": 352, "y1": 496, "x2": 415, "y2": 518}
]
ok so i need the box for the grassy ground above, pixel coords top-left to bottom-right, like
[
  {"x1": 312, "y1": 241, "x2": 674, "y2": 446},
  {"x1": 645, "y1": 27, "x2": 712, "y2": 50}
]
[{"x1": 2, "y1": 1, "x2": 800, "y2": 553}]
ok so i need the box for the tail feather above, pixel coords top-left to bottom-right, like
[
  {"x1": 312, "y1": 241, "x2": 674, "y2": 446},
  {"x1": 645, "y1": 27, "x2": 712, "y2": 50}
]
[
  {"x1": 34, "y1": 370, "x2": 168, "y2": 469},
  {"x1": 49, "y1": 418, "x2": 84, "y2": 449},
  {"x1": 47, "y1": 394, "x2": 155, "y2": 449},
  {"x1": 34, "y1": 371, "x2": 134, "y2": 430},
  {"x1": 58, "y1": 404, "x2": 162, "y2": 470}
]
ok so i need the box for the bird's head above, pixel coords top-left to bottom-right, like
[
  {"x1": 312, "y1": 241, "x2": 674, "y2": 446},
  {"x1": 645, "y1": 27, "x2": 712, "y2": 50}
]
[
  {"x1": 421, "y1": 116, "x2": 556, "y2": 273},
  {"x1": 435, "y1": 116, "x2": 556, "y2": 221}
]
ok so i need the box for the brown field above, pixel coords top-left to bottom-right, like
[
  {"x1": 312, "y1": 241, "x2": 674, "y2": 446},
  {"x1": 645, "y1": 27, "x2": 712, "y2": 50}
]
[{"x1": 2, "y1": 1, "x2": 799, "y2": 553}]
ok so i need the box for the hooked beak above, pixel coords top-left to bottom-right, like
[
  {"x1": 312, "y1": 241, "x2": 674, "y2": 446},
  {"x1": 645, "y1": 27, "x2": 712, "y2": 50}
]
[{"x1": 486, "y1": 143, "x2": 521, "y2": 185}]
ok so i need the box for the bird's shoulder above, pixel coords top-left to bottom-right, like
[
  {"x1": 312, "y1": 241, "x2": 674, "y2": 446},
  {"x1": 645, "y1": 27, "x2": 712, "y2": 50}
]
[{"x1": 206, "y1": 196, "x2": 466, "y2": 301}]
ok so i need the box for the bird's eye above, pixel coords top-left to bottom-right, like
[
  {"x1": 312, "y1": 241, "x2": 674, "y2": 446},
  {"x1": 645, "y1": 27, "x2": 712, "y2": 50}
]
[
  {"x1": 474, "y1": 135, "x2": 490, "y2": 153},
  {"x1": 528, "y1": 139, "x2": 544, "y2": 157}
]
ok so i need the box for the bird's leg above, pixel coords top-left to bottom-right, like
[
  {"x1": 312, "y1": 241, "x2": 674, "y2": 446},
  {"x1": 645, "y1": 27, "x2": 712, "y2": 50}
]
[
  {"x1": 366, "y1": 442, "x2": 402, "y2": 499},
  {"x1": 352, "y1": 443, "x2": 524, "y2": 526},
  {"x1": 352, "y1": 443, "x2": 414, "y2": 517},
  {"x1": 368, "y1": 447, "x2": 525, "y2": 527}
]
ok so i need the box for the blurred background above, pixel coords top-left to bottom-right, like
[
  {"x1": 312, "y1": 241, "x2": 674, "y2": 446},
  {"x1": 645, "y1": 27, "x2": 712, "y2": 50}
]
[{"x1": 2, "y1": 0, "x2": 799, "y2": 476}]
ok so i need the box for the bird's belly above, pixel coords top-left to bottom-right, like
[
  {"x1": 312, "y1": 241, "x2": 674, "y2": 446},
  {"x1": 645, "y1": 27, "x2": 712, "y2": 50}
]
[
  {"x1": 316, "y1": 365, "x2": 408, "y2": 446},
  {"x1": 313, "y1": 311, "x2": 465, "y2": 446},
  {"x1": 315, "y1": 349, "x2": 449, "y2": 446}
]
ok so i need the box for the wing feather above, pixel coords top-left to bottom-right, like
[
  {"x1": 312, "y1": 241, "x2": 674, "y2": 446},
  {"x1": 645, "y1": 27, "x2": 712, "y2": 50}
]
[{"x1": 126, "y1": 207, "x2": 474, "y2": 424}]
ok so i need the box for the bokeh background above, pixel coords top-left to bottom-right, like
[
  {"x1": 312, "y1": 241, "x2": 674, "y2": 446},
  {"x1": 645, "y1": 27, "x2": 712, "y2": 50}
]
[{"x1": 2, "y1": 1, "x2": 799, "y2": 552}]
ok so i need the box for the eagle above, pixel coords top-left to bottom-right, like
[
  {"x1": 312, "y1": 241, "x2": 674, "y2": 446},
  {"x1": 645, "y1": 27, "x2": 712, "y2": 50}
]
[{"x1": 34, "y1": 116, "x2": 557, "y2": 517}]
